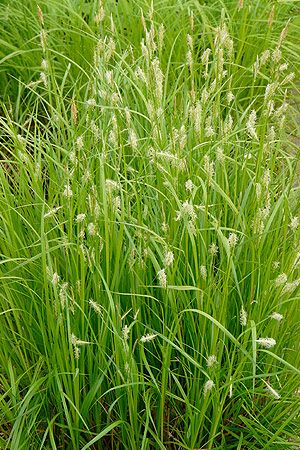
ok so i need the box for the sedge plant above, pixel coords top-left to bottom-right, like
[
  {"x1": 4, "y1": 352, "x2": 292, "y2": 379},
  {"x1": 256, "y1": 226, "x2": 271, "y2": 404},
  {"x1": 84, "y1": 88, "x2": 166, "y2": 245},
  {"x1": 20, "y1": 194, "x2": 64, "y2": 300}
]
[{"x1": 0, "y1": 0, "x2": 300, "y2": 449}]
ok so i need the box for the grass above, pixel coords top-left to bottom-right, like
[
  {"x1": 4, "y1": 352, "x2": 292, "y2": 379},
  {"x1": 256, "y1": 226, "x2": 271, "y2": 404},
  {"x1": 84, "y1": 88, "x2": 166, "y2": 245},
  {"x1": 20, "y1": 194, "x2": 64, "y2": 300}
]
[{"x1": 0, "y1": 0, "x2": 300, "y2": 448}]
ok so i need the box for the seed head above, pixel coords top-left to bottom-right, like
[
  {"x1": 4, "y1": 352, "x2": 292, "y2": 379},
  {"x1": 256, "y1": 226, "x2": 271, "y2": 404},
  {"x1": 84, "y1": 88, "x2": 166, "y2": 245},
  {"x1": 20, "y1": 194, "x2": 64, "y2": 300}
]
[
  {"x1": 152, "y1": 58, "x2": 164, "y2": 102},
  {"x1": 73, "y1": 346, "x2": 80, "y2": 359},
  {"x1": 158, "y1": 23, "x2": 165, "y2": 52},
  {"x1": 226, "y1": 91, "x2": 235, "y2": 104},
  {"x1": 281, "y1": 72, "x2": 295, "y2": 86},
  {"x1": 272, "y1": 48, "x2": 282, "y2": 63},
  {"x1": 52, "y1": 272, "x2": 60, "y2": 286},
  {"x1": 105, "y1": 179, "x2": 119, "y2": 193},
  {"x1": 40, "y1": 30, "x2": 47, "y2": 52},
  {"x1": 104, "y1": 37, "x2": 115, "y2": 62},
  {"x1": 260, "y1": 50, "x2": 270, "y2": 66},
  {"x1": 140, "y1": 333, "x2": 157, "y2": 343},
  {"x1": 289, "y1": 216, "x2": 299, "y2": 231},
  {"x1": 270, "y1": 312, "x2": 283, "y2": 322},
  {"x1": 88, "y1": 299, "x2": 102, "y2": 315},
  {"x1": 229, "y1": 377, "x2": 233, "y2": 398},
  {"x1": 37, "y1": 5, "x2": 44, "y2": 26},
  {"x1": 256, "y1": 337, "x2": 276, "y2": 348},
  {"x1": 70, "y1": 333, "x2": 90, "y2": 346},
  {"x1": 264, "y1": 83, "x2": 277, "y2": 102},
  {"x1": 59, "y1": 282, "x2": 68, "y2": 309},
  {"x1": 207, "y1": 355, "x2": 218, "y2": 368},
  {"x1": 204, "y1": 155, "x2": 215, "y2": 182},
  {"x1": 240, "y1": 307, "x2": 247, "y2": 326},
  {"x1": 41, "y1": 59, "x2": 48, "y2": 71},
  {"x1": 112, "y1": 195, "x2": 121, "y2": 212},
  {"x1": 86, "y1": 98, "x2": 97, "y2": 108},
  {"x1": 228, "y1": 232, "x2": 238, "y2": 248},
  {"x1": 94, "y1": 0, "x2": 105, "y2": 24},
  {"x1": 224, "y1": 114, "x2": 233, "y2": 134},
  {"x1": 44, "y1": 206, "x2": 63, "y2": 219},
  {"x1": 274, "y1": 273, "x2": 287, "y2": 287},
  {"x1": 204, "y1": 379, "x2": 214, "y2": 396},
  {"x1": 186, "y1": 49, "x2": 193, "y2": 68},
  {"x1": 282, "y1": 279, "x2": 300, "y2": 294},
  {"x1": 209, "y1": 243, "x2": 218, "y2": 256},
  {"x1": 40, "y1": 72, "x2": 47, "y2": 87},
  {"x1": 70, "y1": 333, "x2": 79, "y2": 346},
  {"x1": 162, "y1": 222, "x2": 168, "y2": 233},
  {"x1": 185, "y1": 179, "x2": 194, "y2": 192},
  {"x1": 201, "y1": 48, "x2": 211, "y2": 78},
  {"x1": 87, "y1": 222, "x2": 97, "y2": 236},
  {"x1": 122, "y1": 325, "x2": 130, "y2": 341},
  {"x1": 293, "y1": 252, "x2": 300, "y2": 270},
  {"x1": 279, "y1": 63, "x2": 288, "y2": 72},
  {"x1": 204, "y1": 119, "x2": 215, "y2": 138},
  {"x1": 179, "y1": 125, "x2": 187, "y2": 150},
  {"x1": 76, "y1": 135, "x2": 84, "y2": 149},
  {"x1": 76, "y1": 213, "x2": 86, "y2": 223},
  {"x1": 201, "y1": 87, "x2": 209, "y2": 103},
  {"x1": 253, "y1": 56, "x2": 260, "y2": 79},
  {"x1": 246, "y1": 110, "x2": 258, "y2": 140},
  {"x1": 176, "y1": 201, "x2": 196, "y2": 222},
  {"x1": 200, "y1": 265, "x2": 207, "y2": 280},
  {"x1": 191, "y1": 101, "x2": 202, "y2": 133},
  {"x1": 135, "y1": 67, "x2": 147, "y2": 83},
  {"x1": 157, "y1": 269, "x2": 167, "y2": 288},
  {"x1": 265, "y1": 382, "x2": 281, "y2": 400},
  {"x1": 263, "y1": 169, "x2": 271, "y2": 187},
  {"x1": 164, "y1": 251, "x2": 174, "y2": 268},
  {"x1": 70, "y1": 99, "x2": 78, "y2": 124},
  {"x1": 216, "y1": 147, "x2": 225, "y2": 163},
  {"x1": 63, "y1": 184, "x2": 73, "y2": 198},
  {"x1": 256, "y1": 183, "x2": 262, "y2": 200},
  {"x1": 128, "y1": 128, "x2": 138, "y2": 149},
  {"x1": 111, "y1": 92, "x2": 121, "y2": 104}
]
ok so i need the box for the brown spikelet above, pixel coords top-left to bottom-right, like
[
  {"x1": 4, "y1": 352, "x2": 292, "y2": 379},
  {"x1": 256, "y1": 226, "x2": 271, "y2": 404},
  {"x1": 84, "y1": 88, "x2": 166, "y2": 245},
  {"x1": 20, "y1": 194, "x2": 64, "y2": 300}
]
[
  {"x1": 37, "y1": 5, "x2": 44, "y2": 26},
  {"x1": 268, "y1": 5, "x2": 275, "y2": 28},
  {"x1": 94, "y1": 0, "x2": 105, "y2": 24},
  {"x1": 141, "y1": 11, "x2": 146, "y2": 32},
  {"x1": 278, "y1": 20, "x2": 290, "y2": 47},
  {"x1": 71, "y1": 99, "x2": 78, "y2": 125},
  {"x1": 189, "y1": 11, "x2": 194, "y2": 32}
]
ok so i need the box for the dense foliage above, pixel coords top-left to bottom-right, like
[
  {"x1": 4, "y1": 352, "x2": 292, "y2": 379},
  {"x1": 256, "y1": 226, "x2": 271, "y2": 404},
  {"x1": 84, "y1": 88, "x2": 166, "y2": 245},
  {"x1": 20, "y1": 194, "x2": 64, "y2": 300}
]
[{"x1": 0, "y1": 0, "x2": 299, "y2": 448}]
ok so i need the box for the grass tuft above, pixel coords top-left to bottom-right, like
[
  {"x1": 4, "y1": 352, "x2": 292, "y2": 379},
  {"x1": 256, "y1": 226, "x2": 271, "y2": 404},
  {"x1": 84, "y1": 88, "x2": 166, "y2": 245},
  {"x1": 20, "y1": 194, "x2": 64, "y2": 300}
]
[{"x1": 0, "y1": 0, "x2": 300, "y2": 448}]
